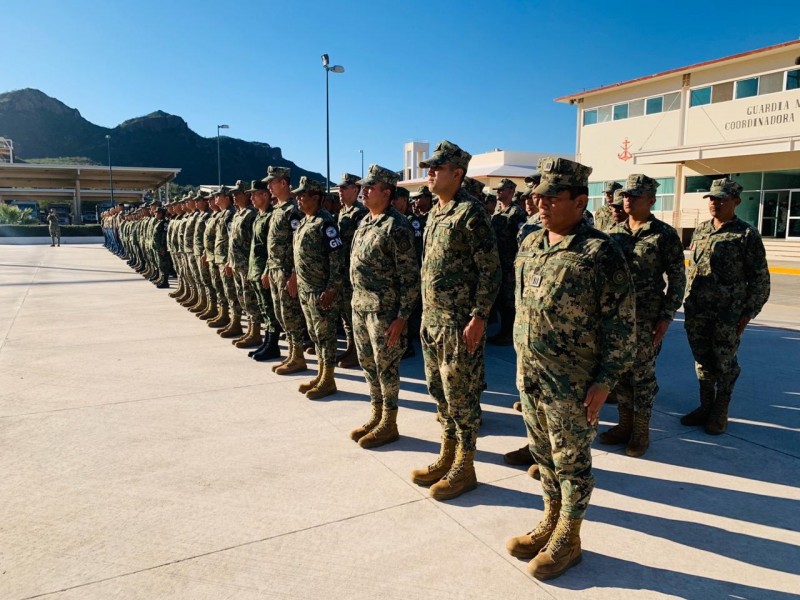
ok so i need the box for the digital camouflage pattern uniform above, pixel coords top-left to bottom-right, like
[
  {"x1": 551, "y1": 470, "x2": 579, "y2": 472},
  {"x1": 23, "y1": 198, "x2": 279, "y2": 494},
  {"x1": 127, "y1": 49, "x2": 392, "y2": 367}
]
[
  {"x1": 292, "y1": 177, "x2": 345, "y2": 367},
  {"x1": 517, "y1": 214, "x2": 542, "y2": 246},
  {"x1": 594, "y1": 181, "x2": 622, "y2": 232},
  {"x1": 490, "y1": 179, "x2": 527, "y2": 323},
  {"x1": 214, "y1": 202, "x2": 239, "y2": 317},
  {"x1": 203, "y1": 204, "x2": 225, "y2": 311},
  {"x1": 265, "y1": 167, "x2": 305, "y2": 348},
  {"x1": 228, "y1": 200, "x2": 260, "y2": 325},
  {"x1": 606, "y1": 174, "x2": 686, "y2": 452},
  {"x1": 683, "y1": 178, "x2": 770, "y2": 432},
  {"x1": 515, "y1": 158, "x2": 635, "y2": 520},
  {"x1": 193, "y1": 200, "x2": 215, "y2": 308},
  {"x1": 350, "y1": 166, "x2": 420, "y2": 411},
  {"x1": 419, "y1": 143, "x2": 501, "y2": 452},
  {"x1": 336, "y1": 172, "x2": 369, "y2": 349}
]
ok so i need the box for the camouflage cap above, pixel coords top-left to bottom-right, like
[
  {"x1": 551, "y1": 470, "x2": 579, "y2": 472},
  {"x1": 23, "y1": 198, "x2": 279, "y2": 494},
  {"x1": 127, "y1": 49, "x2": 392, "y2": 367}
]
[
  {"x1": 621, "y1": 174, "x2": 660, "y2": 197},
  {"x1": 410, "y1": 185, "x2": 432, "y2": 199},
  {"x1": 338, "y1": 172, "x2": 361, "y2": 186},
  {"x1": 704, "y1": 177, "x2": 743, "y2": 199},
  {"x1": 264, "y1": 166, "x2": 291, "y2": 182},
  {"x1": 611, "y1": 189, "x2": 625, "y2": 207},
  {"x1": 214, "y1": 185, "x2": 230, "y2": 197},
  {"x1": 357, "y1": 164, "x2": 399, "y2": 187},
  {"x1": 247, "y1": 179, "x2": 270, "y2": 193},
  {"x1": 524, "y1": 174, "x2": 542, "y2": 189},
  {"x1": 604, "y1": 181, "x2": 623, "y2": 194},
  {"x1": 195, "y1": 191, "x2": 210, "y2": 203},
  {"x1": 461, "y1": 176, "x2": 486, "y2": 198},
  {"x1": 291, "y1": 176, "x2": 325, "y2": 196},
  {"x1": 396, "y1": 186, "x2": 410, "y2": 199},
  {"x1": 230, "y1": 180, "x2": 247, "y2": 195},
  {"x1": 493, "y1": 178, "x2": 517, "y2": 191},
  {"x1": 531, "y1": 157, "x2": 593, "y2": 196},
  {"x1": 419, "y1": 140, "x2": 472, "y2": 171}
]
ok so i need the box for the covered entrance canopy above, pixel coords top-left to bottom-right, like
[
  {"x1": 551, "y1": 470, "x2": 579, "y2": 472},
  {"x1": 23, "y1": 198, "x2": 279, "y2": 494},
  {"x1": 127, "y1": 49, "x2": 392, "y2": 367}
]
[{"x1": 0, "y1": 163, "x2": 181, "y2": 223}]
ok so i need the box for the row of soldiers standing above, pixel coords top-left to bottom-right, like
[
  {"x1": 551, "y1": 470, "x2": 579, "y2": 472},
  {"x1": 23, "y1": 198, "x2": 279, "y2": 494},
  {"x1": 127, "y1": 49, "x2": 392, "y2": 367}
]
[{"x1": 101, "y1": 143, "x2": 771, "y2": 582}]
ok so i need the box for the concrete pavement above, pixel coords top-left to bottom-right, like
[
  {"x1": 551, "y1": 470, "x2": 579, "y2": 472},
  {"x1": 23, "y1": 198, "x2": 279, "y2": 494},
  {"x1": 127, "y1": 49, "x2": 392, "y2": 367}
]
[{"x1": 1, "y1": 243, "x2": 798, "y2": 599}]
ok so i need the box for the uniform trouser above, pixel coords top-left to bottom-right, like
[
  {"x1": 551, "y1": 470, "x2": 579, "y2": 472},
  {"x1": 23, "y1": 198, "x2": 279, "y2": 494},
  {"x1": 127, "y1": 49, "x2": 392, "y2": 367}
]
[
  {"x1": 251, "y1": 277, "x2": 277, "y2": 333},
  {"x1": 268, "y1": 269, "x2": 305, "y2": 346},
  {"x1": 218, "y1": 265, "x2": 241, "y2": 316},
  {"x1": 339, "y1": 283, "x2": 354, "y2": 339},
  {"x1": 299, "y1": 288, "x2": 338, "y2": 367},
  {"x1": 353, "y1": 309, "x2": 407, "y2": 409},
  {"x1": 183, "y1": 252, "x2": 198, "y2": 291},
  {"x1": 195, "y1": 256, "x2": 217, "y2": 303},
  {"x1": 211, "y1": 261, "x2": 226, "y2": 305},
  {"x1": 614, "y1": 319, "x2": 661, "y2": 413},
  {"x1": 522, "y1": 388, "x2": 596, "y2": 519},
  {"x1": 420, "y1": 322, "x2": 484, "y2": 451},
  {"x1": 158, "y1": 251, "x2": 171, "y2": 282},
  {"x1": 684, "y1": 313, "x2": 742, "y2": 395},
  {"x1": 233, "y1": 270, "x2": 261, "y2": 323}
]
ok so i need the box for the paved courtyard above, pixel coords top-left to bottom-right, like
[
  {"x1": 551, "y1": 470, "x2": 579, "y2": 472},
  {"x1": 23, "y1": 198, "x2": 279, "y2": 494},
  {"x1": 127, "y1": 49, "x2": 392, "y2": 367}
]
[{"x1": 1, "y1": 243, "x2": 798, "y2": 599}]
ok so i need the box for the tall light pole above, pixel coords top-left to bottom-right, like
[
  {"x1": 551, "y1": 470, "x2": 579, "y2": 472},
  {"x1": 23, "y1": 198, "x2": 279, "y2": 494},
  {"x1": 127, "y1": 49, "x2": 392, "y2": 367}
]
[
  {"x1": 321, "y1": 54, "x2": 345, "y2": 192},
  {"x1": 217, "y1": 124, "x2": 229, "y2": 188},
  {"x1": 359, "y1": 149, "x2": 364, "y2": 179},
  {"x1": 105, "y1": 134, "x2": 115, "y2": 207}
]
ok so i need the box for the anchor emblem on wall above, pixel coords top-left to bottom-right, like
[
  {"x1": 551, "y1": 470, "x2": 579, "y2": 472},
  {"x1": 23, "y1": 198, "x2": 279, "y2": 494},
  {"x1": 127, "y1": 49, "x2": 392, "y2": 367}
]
[{"x1": 617, "y1": 138, "x2": 633, "y2": 161}]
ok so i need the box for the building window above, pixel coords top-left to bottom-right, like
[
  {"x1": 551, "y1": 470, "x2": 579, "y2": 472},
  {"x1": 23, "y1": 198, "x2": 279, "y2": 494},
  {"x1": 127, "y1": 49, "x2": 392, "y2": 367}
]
[
  {"x1": 583, "y1": 109, "x2": 598, "y2": 125},
  {"x1": 613, "y1": 103, "x2": 629, "y2": 120},
  {"x1": 629, "y1": 99, "x2": 645, "y2": 117},
  {"x1": 597, "y1": 105, "x2": 612, "y2": 123},
  {"x1": 712, "y1": 81, "x2": 733, "y2": 103},
  {"x1": 735, "y1": 77, "x2": 759, "y2": 99},
  {"x1": 690, "y1": 87, "x2": 711, "y2": 107},
  {"x1": 786, "y1": 69, "x2": 800, "y2": 90},
  {"x1": 663, "y1": 92, "x2": 680, "y2": 111},
  {"x1": 759, "y1": 71, "x2": 784, "y2": 95},
  {"x1": 685, "y1": 175, "x2": 717, "y2": 193},
  {"x1": 645, "y1": 96, "x2": 663, "y2": 114}
]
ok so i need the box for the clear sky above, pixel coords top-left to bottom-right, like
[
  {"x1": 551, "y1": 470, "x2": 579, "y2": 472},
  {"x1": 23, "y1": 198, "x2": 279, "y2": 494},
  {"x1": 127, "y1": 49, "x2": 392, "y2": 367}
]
[{"x1": 4, "y1": 0, "x2": 800, "y2": 182}]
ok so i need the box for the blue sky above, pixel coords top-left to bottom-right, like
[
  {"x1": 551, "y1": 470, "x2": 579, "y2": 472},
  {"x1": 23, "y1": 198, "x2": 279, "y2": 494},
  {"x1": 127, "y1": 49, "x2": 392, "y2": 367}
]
[{"x1": 4, "y1": 0, "x2": 800, "y2": 182}]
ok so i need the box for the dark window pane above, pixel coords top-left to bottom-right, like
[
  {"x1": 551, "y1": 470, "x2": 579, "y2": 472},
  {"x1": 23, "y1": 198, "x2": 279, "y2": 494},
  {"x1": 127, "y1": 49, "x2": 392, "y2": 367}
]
[
  {"x1": 736, "y1": 77, "x2": 758, "y2": 99},
  {"x1": 613, "y1": 104, "x2": 628, "y2": 120},
  {"x1": 786, "y1": 69, "x2": 800, "y2": 90},
  {"x1": 685, "y1": 175, "x2": 716, "y2": 193},
  {"x1": 645, "y1": 97, "x2": 663, "y2": 114},
  {"x1": 583, "y1": 109, "x2": 598, "y2": 125},
  {"x1": 763, "y1": 169, "x2": 800, "y2": 189},
  {"x1": 690, "y1": 87, "x2": 711, "y2": 107}
]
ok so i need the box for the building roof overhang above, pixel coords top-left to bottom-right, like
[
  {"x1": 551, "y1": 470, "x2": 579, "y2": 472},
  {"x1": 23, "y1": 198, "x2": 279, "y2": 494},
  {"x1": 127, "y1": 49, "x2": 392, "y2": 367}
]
[
  {"x1": 633, "y1": 133, "x2": 800, "y2": 166},
  {"x1": 0, "y1": 163, "x2": 180, "y2": 190}
]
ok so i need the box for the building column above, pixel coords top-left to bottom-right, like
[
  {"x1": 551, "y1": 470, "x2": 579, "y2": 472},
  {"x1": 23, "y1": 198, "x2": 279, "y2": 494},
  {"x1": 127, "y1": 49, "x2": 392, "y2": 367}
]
[{"x1": 74, "y1": 175, "x2": 82, "y2": 224}]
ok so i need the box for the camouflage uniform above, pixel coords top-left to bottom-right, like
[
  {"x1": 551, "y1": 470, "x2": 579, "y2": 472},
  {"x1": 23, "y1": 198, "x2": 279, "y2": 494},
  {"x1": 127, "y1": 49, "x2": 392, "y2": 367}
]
[
  {"x1": 515, "y1": 158, "x2": 634, "y2": 519},
  {"x1": 193, "y1": 203, "x2": 216, "y2": 307},
  {"x1": 46, "y1": 212, "x2": 60, "y2": 244},
  {"x1": 228, "y1": 203, "x2": 260, "y2": 325},
  {"x1": 683, "y1": 178, "x2": 770, "y2": 432},
  {"x1": 350, "y1": 166, "x2": 420, "y2": 410},
  {"x1": 420, "y1": 143, "x2": 501, "y2": 452},
  {"x1": 604, "y1": 175, "x2": 686, "y2": 454},
  {"x1": 594, "y1": 181, "x2": 622, "y2": 233},
  {"x1": 336, "y1": 173, "x2": 369, "y2": 351},
  {"x1": 517, "y1": 214, "x2": 542, "y2": 246},
  {"x1": 265, "y1": 167, "x2": 305, "y2": 348},
  {"x1": 292, "y1": 177, "x2": 345, "y2": 367},
  {"x1": 203, "y1": 207, "x2": 225, "y2": 309},
  {"x1": 214, "y1": 204, "x2": 239, "y2": 316},
  {"x1": 248, "y1": 190, "x2": 277, "y2": 334}
]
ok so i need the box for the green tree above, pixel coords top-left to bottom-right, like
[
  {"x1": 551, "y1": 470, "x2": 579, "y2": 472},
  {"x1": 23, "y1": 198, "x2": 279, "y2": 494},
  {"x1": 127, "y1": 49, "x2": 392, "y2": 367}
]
[{"x1": 0, "y1": 205, "x2": 38, "y2": 225}]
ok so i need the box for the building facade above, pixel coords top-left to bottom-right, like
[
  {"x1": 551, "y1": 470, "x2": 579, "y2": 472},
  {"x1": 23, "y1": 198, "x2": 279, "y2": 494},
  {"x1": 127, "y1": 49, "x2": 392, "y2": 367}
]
[{"x1": 558, "y1": 40, "x2": 800, "y2": 251}]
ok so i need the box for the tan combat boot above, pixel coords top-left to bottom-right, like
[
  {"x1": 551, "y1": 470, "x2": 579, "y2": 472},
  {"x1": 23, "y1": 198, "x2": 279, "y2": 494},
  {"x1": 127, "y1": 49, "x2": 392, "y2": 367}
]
[
  {"x1": 350, "y1": 403, "x2": 383, "y2": 442},
  {"x1": 208, "y1": 306, "x2": 229, "y2": 329},
  {"x1": 198, "y1": 301, "x2": 216, "y2": 321},
  {"x1": 527, "y1": 464, "x2": 541, "y2": 480},
  {"x1": 681, "y1": 380, "x2": 715, "y2": 426},
  {"x1": 336, "y1": 334, "x2": 359, "y2": 368},
  {"x1": 429, "y1": 447, "x2": 477, "y2": 501},
  {"x1": 626, "y1": 408, "x2": 651, "y2": 457},
  {"x1": 275, "y1": 343, "x2": 308, "y2": 375},
  {"x1": 219, "y1": 315, "x2": 243, "y2": 338},
  {"x1": 234, "y1": 321, "x2": 262, "y2": 348},
  {"x1": 358, "y1": 408, "x2": 399, "y2": 449},
  {"x1": 503, "y1": 444, "x2": 535, "y2": 466},
  {"x1": 190, "y1": 294, "x2": 208, "y2": 314},
  {"x1": 169, "y1": 282, "x2": 184, "y2": 298},
  {"x1": 506, "y1": 497, "x2": 562, "y2": 559},
  {"x1": 599, "y1": 406, "x2": 634, "y2": 445},
  {"x1": 306, "y1": 365, "x2": 337, "y2": 400},
  {"x1": 180, "y1": 291, "x2": 197, "y2": 308},
  {"x1": 298, "y1": 369, "x2": 323, "y2": 393},
  {"x1": 272, "y1": 341, "x2": 294, "y2": 373},
  {"x1": 411, "y1": 438, "x2": 456, "y2": 486},
  {"x1": 527, "y1": 516, "x2": 583, "y2": 580}
]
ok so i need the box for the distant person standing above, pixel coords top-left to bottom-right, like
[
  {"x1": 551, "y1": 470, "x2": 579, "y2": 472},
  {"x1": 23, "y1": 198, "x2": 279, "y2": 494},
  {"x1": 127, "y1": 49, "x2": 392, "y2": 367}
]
[
  {"x1": 47, "y1": 209, "x2": 60, "y2": 247},
  {"x1": 594, "y1": 181, "x2": 622, "y2": 232},
  {"x1": 681, "y1": 178, "x2": 770, "y2": 435}
]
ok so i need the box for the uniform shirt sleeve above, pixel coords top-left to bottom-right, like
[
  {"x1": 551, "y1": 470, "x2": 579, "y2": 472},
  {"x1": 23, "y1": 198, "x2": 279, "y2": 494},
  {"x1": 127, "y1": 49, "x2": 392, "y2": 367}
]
[
  {"x1": 742, "y1": 227, "x2": 771, "y2": 319},
  {"x1": 323, "y1": 218, "x2": 345, "y2": 295},
  {"x1": 593, "y1": 241, "x2": 636, "y2": 392},
  {"x1": 660, "y1": 227, "x2": 687, "y2": 322},
  {"x1": 466, "y1": 203, "x2": 501, "y2": 319},
  {"x1": 392, "y1": 222, "x2": 421, "y2": 321}
]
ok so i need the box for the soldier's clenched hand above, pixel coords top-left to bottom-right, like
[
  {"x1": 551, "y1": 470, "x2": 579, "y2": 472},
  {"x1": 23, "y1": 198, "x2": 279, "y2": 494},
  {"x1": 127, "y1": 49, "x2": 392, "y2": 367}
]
[
  {"x1": 462, "y1": 316, "x2": 485, "y2": 354},
  {"x1": 385, "y1": 318, "x2": 407, "y2": 348},
  {"x1": 584, "y1": 385, "x2": 609, "y2": 425}
]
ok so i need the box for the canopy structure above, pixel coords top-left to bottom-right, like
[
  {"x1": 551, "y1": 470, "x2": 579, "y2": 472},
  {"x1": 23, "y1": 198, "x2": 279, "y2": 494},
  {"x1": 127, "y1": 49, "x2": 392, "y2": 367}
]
[{"x1": 0, "y1": 163, "x2": 181, "y2": 223}]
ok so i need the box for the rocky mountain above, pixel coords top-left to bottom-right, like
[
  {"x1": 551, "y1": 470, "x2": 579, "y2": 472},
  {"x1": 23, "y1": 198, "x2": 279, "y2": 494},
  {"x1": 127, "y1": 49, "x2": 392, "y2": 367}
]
[{"x1": 0, "y1": 88, "x2": 325, "y2": 186}]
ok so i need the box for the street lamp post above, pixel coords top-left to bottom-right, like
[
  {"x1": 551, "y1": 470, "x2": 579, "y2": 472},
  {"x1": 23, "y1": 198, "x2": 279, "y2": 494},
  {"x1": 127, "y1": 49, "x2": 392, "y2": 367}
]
[
  {"x1": 321, "y1": 54, "x2": 345, "y2": 192},
  {"x1": 105, "y1": 134, "x2": 115, "y2": 207},
  {"x1": 359, "y1": 149, "x2": 364, "y2": 179},
  {"x1": 217, "y1": 124, "x2": 229, "y2": 188}
]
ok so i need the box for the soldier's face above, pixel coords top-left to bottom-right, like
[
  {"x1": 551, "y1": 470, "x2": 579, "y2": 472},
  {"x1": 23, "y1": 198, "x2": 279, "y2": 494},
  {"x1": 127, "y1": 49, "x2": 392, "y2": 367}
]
[
  {"x1": 297, "y1": 191, "x2": 320, "y2": 215},
  {"x1": 392, "y1": 195, "x2": 408, "y2": 214},
  {"x1": 709, "y1": 196, "x2": 739, "y2": 222},
  {"x1": 536, "y1": 190, "x2": 584, "y2": 233},
  {"x1": 428, "y1": 164, "x2": 462, "y2": 197},
  {"x1": 623, "y1": 193, "x2": 655, "y2": 219},
  {"x1": 268, "y1": 178, "x2": 287, "y2": 197},
  {"x1": 233, "y1": 192, "x2": 247, "y2": 208},
  {"x1": 604, "y1": 192, "x2": 614, "y2": 206},
  {"x1": 252, "y1": 190, "x2": 268, "y2": 211},
  {"x1": 338, "y1": 183, "x2": 359, "y2": 204},
  {"x1": 412, "y1": 194, "x2": 432, "y2": 215},
  {"x1": 524, "y1": 195, "x2": 537, "y2": 215},
  {"x1": 363, "y1": 183, "x2": 390, "y2": 212},
  {"x1": 497, "y1": 187, "x2": 514, "y2": 203}
]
